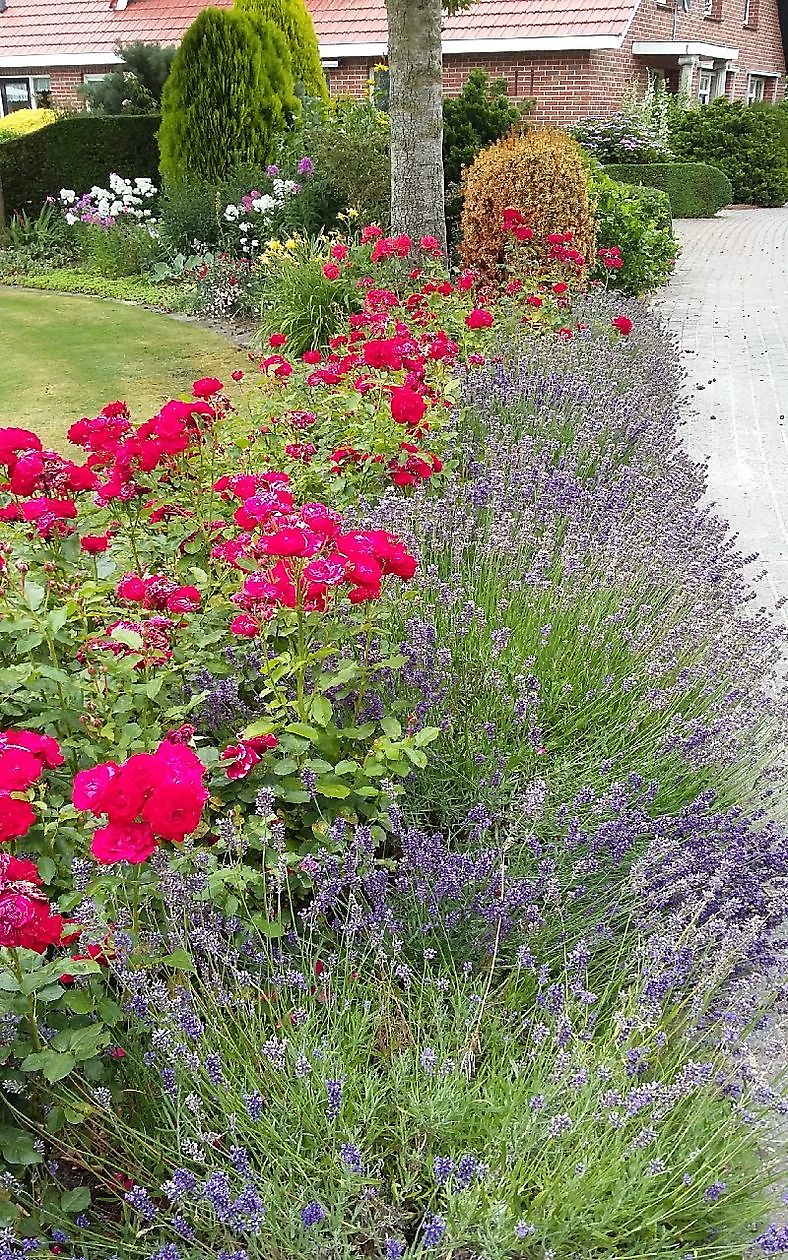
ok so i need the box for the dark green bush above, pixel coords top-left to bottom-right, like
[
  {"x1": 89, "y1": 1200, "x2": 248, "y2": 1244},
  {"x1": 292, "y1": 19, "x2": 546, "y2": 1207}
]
[
  {"x1": 669, "y1": 98, "x2": 788, "y2": 207},
  {"x1": 603, "y1": 161, "x2": 732, "y2": 217},
  {"x1": 79, "y1": 42, "x2": 176, "y2": 114},
  {"x1": 0, "y1": 115, "x2": 160, "y2": 217},
  {"x1": 590, "y1": 169, "x2": 676, "y2": 294},
  {"x1": 442, "y1": 70, "x2": 527, "y2": 187}
]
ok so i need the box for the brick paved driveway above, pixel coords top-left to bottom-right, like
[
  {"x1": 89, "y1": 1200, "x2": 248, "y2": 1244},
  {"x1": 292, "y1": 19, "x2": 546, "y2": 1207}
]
[{"x1": 656, "y1": 208, "x2": 788, "y2": 624}]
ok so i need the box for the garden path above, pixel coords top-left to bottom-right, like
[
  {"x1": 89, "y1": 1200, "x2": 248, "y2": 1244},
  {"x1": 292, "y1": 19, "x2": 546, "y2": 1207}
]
[
  {"x1": 656, "y1": 207, "x2": 788, "y2": 626},
  {"x1": 658, "y1": 208, "x2": 788, "y2": 1221}
]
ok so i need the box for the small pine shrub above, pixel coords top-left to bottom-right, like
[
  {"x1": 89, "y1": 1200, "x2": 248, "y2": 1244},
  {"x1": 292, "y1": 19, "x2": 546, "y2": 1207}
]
[
  {"x1": 235, "y1": 0, "x2": 327, "y2": 100},
  {"x1": 460, "y1": 127, "x2": 595, "y2": 278},
  {"x1": 159, "y1": 8, "x2": 298, "y2": 187},
  {"x1": 442, "y1": 69, "x2": 527, "y2": 186},
  {"x1": 669, "y1": 98, "x2": 788, "y2": 207},
  {"x1": 79, "y1": 42, "x2": 176, "y2": 114}
]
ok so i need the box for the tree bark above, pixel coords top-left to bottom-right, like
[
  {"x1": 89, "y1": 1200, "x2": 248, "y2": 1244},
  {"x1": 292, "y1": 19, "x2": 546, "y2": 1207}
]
[{"x1": 385, "y1": 0, "x2": 447, "y2": 250}]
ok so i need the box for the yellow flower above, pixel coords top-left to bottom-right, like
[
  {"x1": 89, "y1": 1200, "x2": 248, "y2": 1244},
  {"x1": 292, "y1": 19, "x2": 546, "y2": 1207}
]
[
  {"x1": 346, "y1": 207, "x2": 359, "y2": 220},
  {"x1": 284, "y1": 238, "x2": 298, "y2": 251}
]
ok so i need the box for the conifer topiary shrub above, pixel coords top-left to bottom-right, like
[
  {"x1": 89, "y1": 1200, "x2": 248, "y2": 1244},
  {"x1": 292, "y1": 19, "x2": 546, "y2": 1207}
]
[
  {"x1": 234, "y1": 0, "x2": 327, "y2": 100},
  {"x1": 460, "y1": 128, "x2": 595, "y2": 279},
  {"x1": 158, "y1": 7, "x2": 298, "y2": 187}
]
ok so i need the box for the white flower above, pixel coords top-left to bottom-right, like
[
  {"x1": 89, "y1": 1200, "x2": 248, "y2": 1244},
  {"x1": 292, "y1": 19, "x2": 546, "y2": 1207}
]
[
  {"x1": 59, "y1": 188, "x2": 75, "y2": 204},
  {"x1": 65, "y1": 211, "x2": 77, "y2": 225}
]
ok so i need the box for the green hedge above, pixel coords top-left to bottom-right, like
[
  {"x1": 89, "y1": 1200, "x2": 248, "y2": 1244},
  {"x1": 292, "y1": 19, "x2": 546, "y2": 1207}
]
[
  {"x1": 604, "y1": 161, "x2": 732, "y2": 217},
  {"x1": 0, "y1": 115, "x2": 160, "y2": 216},
  {"x1": 669, "y1": 98, "x2": 788, "y2": 207}
]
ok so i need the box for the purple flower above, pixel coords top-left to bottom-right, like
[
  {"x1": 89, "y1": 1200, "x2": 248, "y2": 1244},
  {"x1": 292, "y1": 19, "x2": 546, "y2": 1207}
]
[
  {"x1": 297, "y1": 156, "x2": 314, "y2": 176},
  {"x1": 340, "y1": 1142, "x2": 364, "y2": 1173},
  {"x1": 301, "y1": 1200, "x2": 326, "y2": 1228},
  {"x1": 266, "y1": 165, "x2": 280, "y2": 177},
  {"x1": 758, "y1": 1224, "x2": 788, "y2": 1254},
  {"x1": 325, "y1": 1076, "x2": 344, "y2": 1121},
  {"x1": 124, "y1": 1184, "x2": 157, "y2": 1221},
  {"x1": 385, "y1": 1240, "x2": 405, "y2": 1260},
  {"x1": 704, "y1": 1181, "x2": 727, "y2": 1202},
  {"x1": 420, "y1": 1214, "x2": 446, "y2": 1247}
]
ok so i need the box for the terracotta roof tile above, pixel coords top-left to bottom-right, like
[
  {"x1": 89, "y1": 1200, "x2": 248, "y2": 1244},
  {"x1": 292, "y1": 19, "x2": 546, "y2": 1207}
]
[{"x1": 0, "y1": 0, "x2": 637, "y2": 61}]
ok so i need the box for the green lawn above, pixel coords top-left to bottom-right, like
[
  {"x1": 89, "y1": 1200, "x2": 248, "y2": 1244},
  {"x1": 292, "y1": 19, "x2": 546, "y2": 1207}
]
[{"x1": 0, "y1": 287, "x2": 245, "y2": 449}]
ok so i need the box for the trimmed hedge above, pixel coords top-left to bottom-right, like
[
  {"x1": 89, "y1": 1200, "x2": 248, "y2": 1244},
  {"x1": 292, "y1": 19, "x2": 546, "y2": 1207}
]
[
  {"x1": 604, "y1": 161, "x2": 732, "y2": 217},
  {"x1": 0, "y1": 115, "x2": 160, "y2": 217}
]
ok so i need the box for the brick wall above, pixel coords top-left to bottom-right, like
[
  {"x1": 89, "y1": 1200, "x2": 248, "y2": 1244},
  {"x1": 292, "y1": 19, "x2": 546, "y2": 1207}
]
[{"x1": 330, "y1": 51, "x2": 598, "y2": 122}]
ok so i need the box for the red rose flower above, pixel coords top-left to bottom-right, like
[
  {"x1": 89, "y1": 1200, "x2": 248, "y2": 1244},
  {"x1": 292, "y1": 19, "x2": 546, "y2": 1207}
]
[
  {"x1": 0, "y1": 745, "x2": 43, "y2": 793},
  {"x1": 81, "y1": 533, "x2": 110, "y2": 554},
  {"x1": 192, "y1": 377, "x2": 223, "y2": 398},
  {"x1": 611, "y1": 315, "x2": 633, "y2": 337},
  {"x1": 390, "y1": 386, "x2": 427, "y2": 427},
  {"x1": 166, "y1": 585, "x2": 201, "y2": 614},
  {"x1": 465, "y1": 308, "x2": 494, "y2": 330},
  {"x1": 141, "y1": 781, "x2": 207, "y2": 841},
  {"x1": 91, "y1": 820, "x2": 158, "y2": 865},
  {"x1": 229, "y1": 613, "x2": 260, "y2": 638},
  {"x1": 268, "y1": 333, "x2": 287, "y2": 348},
  {"x1": 322, "y1": 263, "x2": 341, "y2": 280},
  {"x1": 0, "y1": 794, "x2": 36, "y2": 844}
]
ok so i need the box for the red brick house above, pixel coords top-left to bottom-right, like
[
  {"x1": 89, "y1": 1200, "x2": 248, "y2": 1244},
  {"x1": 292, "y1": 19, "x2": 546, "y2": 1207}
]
[{"x1": 0, "y1": 0, "x2": 785, "y2": 124}]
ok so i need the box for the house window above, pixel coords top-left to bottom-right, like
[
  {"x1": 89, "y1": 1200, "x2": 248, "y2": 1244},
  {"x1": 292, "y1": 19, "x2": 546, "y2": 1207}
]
[
  {"x1": 703, "y1": 0, "x2": 722, "y2": 16},
  {"x1": 746, "y1": 73, "x2": 770, "y2": 103},
  {"x1": 697, "y1": 69, "x2": 714, "y2": 104},
  {"x1": 0, "y1": 77, "x2": 32, "y2": 116},
  {"x1": 743, "y1": 0, "x2": 758, "y2": 24},
  {"x1": 31, "y1": 75, "x2": 51, "y2": 107},
  {"x1": 82, "y1": 72, "x2": 109, "y2": 86}
]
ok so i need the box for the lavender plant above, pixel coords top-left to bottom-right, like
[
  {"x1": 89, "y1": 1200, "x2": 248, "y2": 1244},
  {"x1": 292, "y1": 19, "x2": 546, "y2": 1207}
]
[{"x1": 9, "y1": 811, "x2": 783, "y2": 1259}]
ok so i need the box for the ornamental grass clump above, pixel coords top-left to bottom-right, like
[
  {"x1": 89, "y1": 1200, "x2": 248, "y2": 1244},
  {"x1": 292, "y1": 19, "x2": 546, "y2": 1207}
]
[{"x1": 460, "y1": 128, "x2": 596, "y2": 280}]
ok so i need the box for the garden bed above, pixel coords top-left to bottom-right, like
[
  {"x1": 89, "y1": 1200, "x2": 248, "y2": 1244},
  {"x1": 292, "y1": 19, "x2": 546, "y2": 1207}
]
[{"x1": 0, "y1": 218, "x2": 786, "y2": 1257}]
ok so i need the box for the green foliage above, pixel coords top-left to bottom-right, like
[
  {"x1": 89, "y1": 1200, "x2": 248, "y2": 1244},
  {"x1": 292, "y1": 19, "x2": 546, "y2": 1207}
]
[
  {"x1": 604, "y1": 161, "x2": 732, "y2": 217},
  {"x1": 0, "y1": 203, "x2": 74, "y2": 274},
  {"x1": 158, "y1": 7, "x2": 298, "y2": 187},
  {"x1": 442, "y1": 70, "x2": 526, "y2": 186},
  {"x1": 76, "y1": 221, "x2": 162, "y2": 278},
  {"x1": 235, "y1": 0, "x2": 328, "y2": 100},
  {"x1": 0, "y1": 114, "x2": 160, "y2": 217},
  {"x1": 590, "y1": 170, "x2": 676, "y2": 295},
  {"x1": 750, "y1": 99, "x2": 788, "y2": 161},
  {"x1": 298, "y1": 98, "x2": 391, "y2": 227},
  {"x1": 253, "y1": 237, "x2": 365, "y2": 352},
  {"x1": 79, "y1": 41, "x2": 176, "y2": 114},
  {"x1": 0, "y1": 267, "x2": 180, "y2": 307},
  {"x1": 669, "y1": 98, "x2": 788, "y2": 207}
]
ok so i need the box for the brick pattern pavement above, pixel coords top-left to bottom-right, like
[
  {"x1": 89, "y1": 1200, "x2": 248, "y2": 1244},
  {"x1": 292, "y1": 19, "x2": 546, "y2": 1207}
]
[{"x1": 656, "y1": 208, "x2": 788, "y2": 626}]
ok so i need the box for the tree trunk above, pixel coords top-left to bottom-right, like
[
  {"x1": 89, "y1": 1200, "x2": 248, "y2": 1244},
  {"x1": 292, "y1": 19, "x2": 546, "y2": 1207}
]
[{"x1": 385, "y1": 0, "x2": 446, "y2": 250}]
